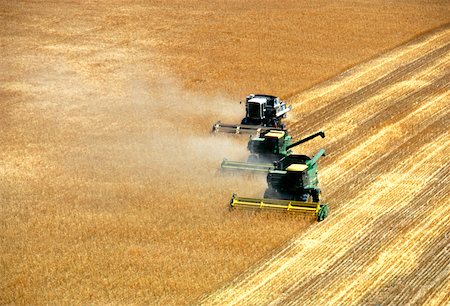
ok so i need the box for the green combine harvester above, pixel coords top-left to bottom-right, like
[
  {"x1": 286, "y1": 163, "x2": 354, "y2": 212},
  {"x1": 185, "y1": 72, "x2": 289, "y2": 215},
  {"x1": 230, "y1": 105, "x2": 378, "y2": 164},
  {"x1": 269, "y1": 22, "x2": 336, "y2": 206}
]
[
  {"x1": 230, "y1": 149, "x2": 329, "y2": 222},
  {"x1": 221, "y1": 130, "x2": 325, "y2": 172}
]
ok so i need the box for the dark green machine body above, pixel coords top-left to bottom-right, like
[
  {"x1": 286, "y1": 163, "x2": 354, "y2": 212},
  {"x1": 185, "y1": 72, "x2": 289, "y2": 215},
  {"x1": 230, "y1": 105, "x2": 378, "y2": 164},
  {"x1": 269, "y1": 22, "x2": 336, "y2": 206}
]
[
  {"x1": 264, "y1": 149, "x2": 326, "y2": 203},
  {"x1": 221, "y1": 130, "x2": 325, "y2": 172},
  {"x1": 247, "y1": 130, "x2": 325, "y2": 163},
  {"x1": 229, "y1": 148, "x2": 329, "y2": 221},
  {"x1": 246, "y1": 130, "x2": 292, "y2": 163}
]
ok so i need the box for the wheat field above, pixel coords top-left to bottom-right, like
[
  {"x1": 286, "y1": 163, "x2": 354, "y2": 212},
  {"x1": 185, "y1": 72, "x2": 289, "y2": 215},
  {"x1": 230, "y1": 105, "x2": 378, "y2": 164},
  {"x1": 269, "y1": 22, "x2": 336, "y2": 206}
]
[
  {"x1": 1, "y1": 1, "x2": 449, "y2": 304},
  {"x1": 202, "y1": 24, "x2": 450, "y2": 305}
]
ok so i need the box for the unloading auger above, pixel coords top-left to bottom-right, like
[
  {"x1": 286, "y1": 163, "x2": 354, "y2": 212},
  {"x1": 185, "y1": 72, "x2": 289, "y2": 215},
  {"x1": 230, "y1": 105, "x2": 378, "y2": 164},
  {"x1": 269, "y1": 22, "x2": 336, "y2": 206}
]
[
  {"x1": 230, "y1": 149, "x2": 329, "y2": 222},
  {"x1": 221, "y1": 130, "x2": 325, "y2": 172}
]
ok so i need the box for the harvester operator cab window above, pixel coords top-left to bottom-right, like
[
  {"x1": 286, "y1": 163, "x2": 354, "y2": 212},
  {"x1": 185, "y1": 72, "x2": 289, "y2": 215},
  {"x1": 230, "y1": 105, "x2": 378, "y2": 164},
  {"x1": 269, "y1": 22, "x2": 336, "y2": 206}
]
[
  {"x1": 265, "y1": 130, "x2": 285, "y2": 154},
  {"x1": 247, "y1": 97, "x2": 266, "y2": 119},
  {"x1": 286, "y1": 164, "x2": 308, "y2": 189},
  {"x1": 273, "y1": 97, "x2": 280, "y2": 107},
  {"x1": 265, "y1": 137, "x2": 279, "y2": 153}
]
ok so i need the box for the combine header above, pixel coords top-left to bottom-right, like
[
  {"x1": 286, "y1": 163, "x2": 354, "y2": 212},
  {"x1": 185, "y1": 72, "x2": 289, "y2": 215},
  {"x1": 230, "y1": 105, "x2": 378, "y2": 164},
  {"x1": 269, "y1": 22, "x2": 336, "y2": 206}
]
[
  {"x1": 230, "y1": 149, "x2": 329, "y2": 221},
  {"x1": 221, "y1": 130, "x2": 325, "y2": 172},
  {"x1": 212, "y1": 94, "x2": 291, "y2": 134}
]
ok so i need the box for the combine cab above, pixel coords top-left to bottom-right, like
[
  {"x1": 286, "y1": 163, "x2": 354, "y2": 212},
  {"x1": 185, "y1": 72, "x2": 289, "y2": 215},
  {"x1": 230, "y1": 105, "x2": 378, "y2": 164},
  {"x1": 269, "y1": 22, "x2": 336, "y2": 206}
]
[
  {"x1": 221, "y1": 130, "x2": 325, "y2": 172},
  {"x1": 212, "y1": 94, "x2": 291, "y2": 134},
  {"x1": 230, "y1": 149, "x2": 329, "y2": 222}
]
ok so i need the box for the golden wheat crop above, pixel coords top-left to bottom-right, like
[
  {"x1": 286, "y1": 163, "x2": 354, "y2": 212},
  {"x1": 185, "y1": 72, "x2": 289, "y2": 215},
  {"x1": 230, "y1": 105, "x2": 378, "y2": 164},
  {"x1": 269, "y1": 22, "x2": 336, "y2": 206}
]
[{"x1": 1, "y1": 1, "x2": 449, "y2": 304}]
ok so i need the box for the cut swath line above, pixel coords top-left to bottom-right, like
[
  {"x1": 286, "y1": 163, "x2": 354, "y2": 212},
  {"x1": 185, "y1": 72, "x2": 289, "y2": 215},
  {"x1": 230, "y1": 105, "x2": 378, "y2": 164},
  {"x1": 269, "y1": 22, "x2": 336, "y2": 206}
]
[
  {"x1": 316, "y1": 52, "x2": 450, "y2": 144},
  {"x1": 201, "y1": 24, "x2": 450, "y2": 306},
  {"x1": 322, "y1": 90, "x2": 449, "y2": 185},
  {"x1": 288, "y1": 27, "x2": 450, "y2": 111},
  {"x1": 288, "y1": 42, "x2": 450, "y2": 137},
  {"x1": 321, "y1": 173, "x2": 450, "y2": 304},
  {"x1": 203, "y1": 133, "x2": 449, "y2": 305},
  {"x1": 250, "y1": 135, "x2": 450, "y2": 305}
]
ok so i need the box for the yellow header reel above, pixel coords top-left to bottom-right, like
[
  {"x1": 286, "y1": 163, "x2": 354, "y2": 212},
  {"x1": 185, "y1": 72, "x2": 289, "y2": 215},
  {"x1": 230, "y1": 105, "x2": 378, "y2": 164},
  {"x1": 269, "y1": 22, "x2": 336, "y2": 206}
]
[{"x1": 230, "y1": 194, "x2": 329, "y2": 222}]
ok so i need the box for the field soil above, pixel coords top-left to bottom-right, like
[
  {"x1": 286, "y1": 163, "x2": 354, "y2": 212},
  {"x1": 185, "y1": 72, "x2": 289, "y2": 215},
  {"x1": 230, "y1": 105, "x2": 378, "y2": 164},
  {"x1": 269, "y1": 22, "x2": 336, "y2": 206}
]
[{"x1": 1, "y1": 1, "x2": 449, "y2": 305}]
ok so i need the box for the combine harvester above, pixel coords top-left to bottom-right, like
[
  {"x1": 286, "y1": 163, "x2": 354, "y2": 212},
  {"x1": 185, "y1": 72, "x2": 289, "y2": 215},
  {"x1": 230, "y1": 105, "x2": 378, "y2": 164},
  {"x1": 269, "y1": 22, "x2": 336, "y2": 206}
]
[
  {"x1": 212, "y1": 94, "x2": 291, "y2": 134},
  {"x1": 230, "y1": 149, "x2": 329, "y2": 222},
  {"x1": 221, "y1": 130, "x2": 325, "y2": 172}
]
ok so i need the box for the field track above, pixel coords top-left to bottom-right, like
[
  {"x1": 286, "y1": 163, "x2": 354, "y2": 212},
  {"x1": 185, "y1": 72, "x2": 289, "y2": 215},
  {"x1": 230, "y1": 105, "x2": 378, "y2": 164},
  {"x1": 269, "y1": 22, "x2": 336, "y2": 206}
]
[{"x1": 201, "y1": 24, "x2": 450, "y2": 305}]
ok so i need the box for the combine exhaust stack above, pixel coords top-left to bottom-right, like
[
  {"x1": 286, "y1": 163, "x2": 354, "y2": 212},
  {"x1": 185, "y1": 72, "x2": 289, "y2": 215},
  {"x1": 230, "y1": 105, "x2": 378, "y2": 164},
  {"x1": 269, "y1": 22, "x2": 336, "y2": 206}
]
[{"x1": 230, "y1": 194, "x2": 329, "y2": 222}]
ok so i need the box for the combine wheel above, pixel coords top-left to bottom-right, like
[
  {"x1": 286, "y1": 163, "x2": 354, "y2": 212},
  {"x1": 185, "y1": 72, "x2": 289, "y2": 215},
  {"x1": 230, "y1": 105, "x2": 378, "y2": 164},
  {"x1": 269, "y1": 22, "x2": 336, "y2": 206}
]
[
  {"x1": 317, "y1": 204, "x2": 329, "y2": 222},
  {"x1": 312, "y1": 190, "x2": 321, "y2": 202}
]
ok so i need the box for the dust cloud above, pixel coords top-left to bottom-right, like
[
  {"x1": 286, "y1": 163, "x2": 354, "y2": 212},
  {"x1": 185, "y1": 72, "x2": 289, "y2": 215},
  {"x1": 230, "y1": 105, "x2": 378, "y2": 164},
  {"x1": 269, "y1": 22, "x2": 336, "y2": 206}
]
[
  {"x1": 2, "y1": 56, "x2": 282, "y2": 304},
  {"x1": 75, "y1": 69, "x2": 259, "y2": 193}
]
